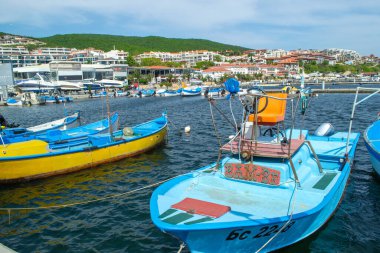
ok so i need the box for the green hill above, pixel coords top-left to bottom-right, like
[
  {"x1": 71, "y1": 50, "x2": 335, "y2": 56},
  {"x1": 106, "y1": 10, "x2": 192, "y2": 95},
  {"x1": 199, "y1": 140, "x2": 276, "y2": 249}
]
[{"x1": 37, "y1": 34, "x2": 248, "y2": 55}]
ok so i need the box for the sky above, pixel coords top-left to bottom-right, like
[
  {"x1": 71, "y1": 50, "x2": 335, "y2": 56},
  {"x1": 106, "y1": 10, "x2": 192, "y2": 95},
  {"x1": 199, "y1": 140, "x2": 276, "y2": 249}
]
[{"x1": 0, "y1": 0, "x2": 379, "y2": 56}]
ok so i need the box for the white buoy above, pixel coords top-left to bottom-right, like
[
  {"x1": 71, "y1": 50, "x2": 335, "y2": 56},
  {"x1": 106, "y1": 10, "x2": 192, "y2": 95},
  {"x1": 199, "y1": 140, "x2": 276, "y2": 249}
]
[{"x1": 184, "y1": 126, "x2": 191, "y2": 133}]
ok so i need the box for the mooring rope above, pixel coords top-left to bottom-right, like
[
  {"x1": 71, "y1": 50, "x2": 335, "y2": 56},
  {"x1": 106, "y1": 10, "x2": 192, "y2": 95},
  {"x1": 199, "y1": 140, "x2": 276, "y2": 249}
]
[
  {"x1": 209, "y1": 101, "x2": 222, "y2": 147},
  {"x1": 255, "y1": 179, "x2": 298, "y2": 253},
  {"x1": 177, "y1": 242, "x2": 186, "y2": 253},
  {"x1": 0, "y1": 174, "x2": 182, "y2": 224},
  {"x1": 229, "y1": 98, "x2": 238, "y2": 131},
  {"x1": 167, "y1": 117, "x2": 180, "y2": 132}
]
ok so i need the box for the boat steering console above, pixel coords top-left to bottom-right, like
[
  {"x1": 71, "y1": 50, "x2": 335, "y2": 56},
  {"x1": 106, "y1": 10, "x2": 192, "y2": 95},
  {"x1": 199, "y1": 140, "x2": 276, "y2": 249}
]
[{"x1": 241, "y1": 87, "x2": 268, "y2": 114}]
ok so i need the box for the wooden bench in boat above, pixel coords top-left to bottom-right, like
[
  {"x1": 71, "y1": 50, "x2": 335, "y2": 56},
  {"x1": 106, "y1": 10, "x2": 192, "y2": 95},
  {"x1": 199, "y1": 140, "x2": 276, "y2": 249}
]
[{"x1": 221, "y1": 137, "x2": 305, "y2": 158}]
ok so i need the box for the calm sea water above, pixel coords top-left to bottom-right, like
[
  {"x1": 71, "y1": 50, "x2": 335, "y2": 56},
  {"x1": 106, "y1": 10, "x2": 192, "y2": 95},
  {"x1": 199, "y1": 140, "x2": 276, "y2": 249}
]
[{"x1": 0, "y1": 92, "x2": 379, "y2": 253}]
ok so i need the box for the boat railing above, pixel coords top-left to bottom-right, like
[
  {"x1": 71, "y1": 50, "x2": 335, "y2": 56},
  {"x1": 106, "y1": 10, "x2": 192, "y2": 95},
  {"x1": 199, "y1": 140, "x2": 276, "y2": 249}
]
[
  {"x1": 215, "y1": 93, "x2": 300, "y2": 184},
  {"x1": 239, "y1": 92, "x2": 302, "y2": 156},
  {"x1": 346, "y1": 87, "x2": 380, "y2": 156},
  {"x1": 0, "y1": 130, "x2": 6, "y2": 148}
]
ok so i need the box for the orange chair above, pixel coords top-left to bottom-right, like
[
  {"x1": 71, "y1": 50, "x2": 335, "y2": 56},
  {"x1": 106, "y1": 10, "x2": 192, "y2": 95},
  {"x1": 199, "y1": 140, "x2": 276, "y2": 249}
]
[{"x1": 248, "y1": 93, "x2": 287, "y2": 126}]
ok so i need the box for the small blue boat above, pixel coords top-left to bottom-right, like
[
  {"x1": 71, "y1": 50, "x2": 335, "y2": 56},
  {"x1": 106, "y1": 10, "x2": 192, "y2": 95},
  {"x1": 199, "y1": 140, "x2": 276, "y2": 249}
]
[
  {"x1": 181, "y1": 87, "x2": 201, "y2": 96},
  {"x1": 1, "y1": 111, "x2": 80, "y2": 139},
  {"x1": 364, "y1": 118, "x2": 380, "y2": 176},
  {"x1": 205, "y1": 87, "x2": 226, "y2": 99},
  {"x1": 161, "y1": 89, "x2": 181, "y2": 97},
  {"x1": 1, "y1": 113, "x2": 119, "y2": 148},
  {"x1": 150, "y1": 88, "x2": 360, "y2": 252},
  {"x1": 141, "y1": 89, "x2": 155, "y2": 97},
  {"x1": 351, "y1": 87, "x2": 380, "y2": 177},
  {"x1": 6, "y1": 98, "x2": 22, "y2": 106}
]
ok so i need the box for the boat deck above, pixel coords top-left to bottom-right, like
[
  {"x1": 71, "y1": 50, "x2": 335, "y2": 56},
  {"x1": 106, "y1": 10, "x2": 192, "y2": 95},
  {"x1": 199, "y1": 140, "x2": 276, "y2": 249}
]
[
  {"x1": 221, "y1": 137, "x2": 305, "y2": 158},
  {"x1": 156, "y1": 169, "x2": 335, "y2": 226}
]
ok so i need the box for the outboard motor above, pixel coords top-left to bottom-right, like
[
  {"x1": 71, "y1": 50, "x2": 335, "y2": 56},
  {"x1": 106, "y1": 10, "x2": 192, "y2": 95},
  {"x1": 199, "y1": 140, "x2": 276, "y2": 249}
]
[{"x1": 314, "y1": 123, "x2": 335, "y2": 136}]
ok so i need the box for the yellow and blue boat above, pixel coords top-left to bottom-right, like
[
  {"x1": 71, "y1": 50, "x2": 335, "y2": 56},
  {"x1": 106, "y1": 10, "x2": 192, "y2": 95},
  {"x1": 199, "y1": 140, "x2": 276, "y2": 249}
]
[{"x1": 0, "y1": 113, "x2": 167, "y2": 183}]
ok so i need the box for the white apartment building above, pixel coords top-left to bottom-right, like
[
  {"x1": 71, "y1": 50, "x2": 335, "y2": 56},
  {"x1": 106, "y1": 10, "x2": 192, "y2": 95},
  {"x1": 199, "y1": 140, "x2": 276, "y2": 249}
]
[
  {"x1": 136, "y1": 50, "x2": 222, "y2": 66},
  {"x1": 264, "y1": 49, "x2": 287, "y2": 58},
  {"x1": 33, "y1": 47, "x2": 73, "y2": 55},
  {"x1": 0, "y1": 46, "x2": 29, "y2": 55},
  {"x1": 103, "y1": 50, "x2": 129, "y2": 61}
]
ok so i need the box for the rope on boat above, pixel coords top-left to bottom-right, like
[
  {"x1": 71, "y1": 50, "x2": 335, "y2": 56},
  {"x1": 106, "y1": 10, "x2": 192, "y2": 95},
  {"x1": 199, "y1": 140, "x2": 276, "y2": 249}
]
[
  {"x1": 208, "y1": 99, "x2": 237, "y2": 129},
  {"x1": 0, "y1": 174, "x2": 182, "y2": 224},
  {"x1": 209, "y1": 101, "x2": 222, "y2": 147},
  {"x1": 229, "y1": 98, "x2": 238, "y2": 131},
  {"x1": 167, "y1": 117, "x2": 180, "y2": 133},
  {"x1": 177, "y1": 242, "x2": 186, "y2": 253},
  {"x1": 255, "y1": 179, "x2": 298, "y2": 253}
]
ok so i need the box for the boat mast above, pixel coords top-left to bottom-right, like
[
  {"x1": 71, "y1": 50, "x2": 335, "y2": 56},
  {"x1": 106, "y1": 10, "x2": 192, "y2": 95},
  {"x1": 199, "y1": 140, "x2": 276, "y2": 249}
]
[{"x1": 105, "y1": 88, "x2": 113, "y2": 140}]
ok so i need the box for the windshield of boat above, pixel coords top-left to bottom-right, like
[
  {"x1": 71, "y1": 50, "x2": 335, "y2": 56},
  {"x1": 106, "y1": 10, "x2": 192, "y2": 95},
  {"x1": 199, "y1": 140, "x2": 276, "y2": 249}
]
[{"x1": 32, "y1": 74, "x2": 50, "y2": 82}]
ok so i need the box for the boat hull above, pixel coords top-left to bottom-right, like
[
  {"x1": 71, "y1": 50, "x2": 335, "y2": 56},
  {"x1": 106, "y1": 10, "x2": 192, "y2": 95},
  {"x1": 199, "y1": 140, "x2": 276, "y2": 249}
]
[
  {"x1": 6, "y1": 101, "x2": 22, "y2": 106},
  {"x1": 150, "y1": 131, "x2": 360, "y2": 252},
  {"x1": 152, "y1": 160, "x2": 351, "y2": 253},
  {"x1": 363, "y1": 120, "x2": 380, "y2": 176},
  {"x1": 181, "y1": 91, "x2": 201, "y2": 96},
  {"x1": 182, "y1": 88, "x2": 201, "y2": 96},
  {"x1": 162, "y1": 91, "x2": 180, "y2": 97},
  {"x1": 0, "y1": 124, "x2": 167, "y2": 183}
]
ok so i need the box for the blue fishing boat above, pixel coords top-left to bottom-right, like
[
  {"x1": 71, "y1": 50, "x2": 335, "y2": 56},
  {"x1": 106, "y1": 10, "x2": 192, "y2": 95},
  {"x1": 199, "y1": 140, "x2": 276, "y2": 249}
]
[
  {"x1": 181, "y1": 87, "x2": 201, "y2": 96},
  {"x1": 355, "y1": 87, "x2": 380, "y2": 176},
  {"x1": 160, "y1": 89, "x2": 182, "y2": 97},
  {"x1": 141, "y1": 89, "x2": 155, "y2": 97},
  {"x1": 0, "y1": 113, "x2": 167, "y2": 183},
  {"x1": 150, "y1": 82, "x2": 360, "y2": 252},
  {"x1": 1, "y1": 113, "x2": 119, "y2": 147},
  {"x1": 205, "y1": 87, "x2": 226, "y2": 99},
  {"x1": 1, "y1": 111, "x2": 80, "y2": 139},
  {"x1": 6, "y1": 98, "x2": 22, "y2": 106},
  {"x1": 364, "y1": 119, "x2": 380, "y2": 176}
]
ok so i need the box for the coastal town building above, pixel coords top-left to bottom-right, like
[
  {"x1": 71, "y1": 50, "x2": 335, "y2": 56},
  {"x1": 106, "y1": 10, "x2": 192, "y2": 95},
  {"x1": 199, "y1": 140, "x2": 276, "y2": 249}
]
[
  {"x1": 0, "y1": 47, "x2": 129, "y2": 67},
  {"x1": 0, "y1": 34, "x2": 378, "y2": 85},
  {"x1": 323, "y1": 48, "x2": 361, "y2": 64},
  {"x1": 200, "y1": 64, "x2": 289, "y2": 80},
  {"x1": 135, "y1": 50, "x2": 223, "y2": 66}
]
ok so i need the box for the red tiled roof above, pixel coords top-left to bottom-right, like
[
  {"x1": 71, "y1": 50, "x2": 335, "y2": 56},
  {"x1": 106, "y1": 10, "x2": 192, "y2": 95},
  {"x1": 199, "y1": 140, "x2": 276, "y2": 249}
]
[
  {"x1": 203, "y1": 67, "x2": 230, "y2": 73},
  {"x1": 144, "y1": 65, "x2": 171, "y2": 69}
]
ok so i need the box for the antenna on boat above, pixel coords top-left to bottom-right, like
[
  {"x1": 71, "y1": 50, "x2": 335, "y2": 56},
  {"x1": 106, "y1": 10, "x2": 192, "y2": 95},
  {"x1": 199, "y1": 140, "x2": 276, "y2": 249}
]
[{"x1": 300, "y1": 66, "x2": 305, "y2": 89}]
